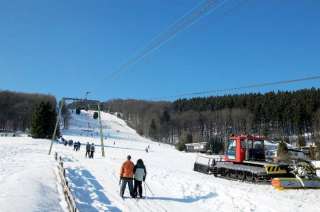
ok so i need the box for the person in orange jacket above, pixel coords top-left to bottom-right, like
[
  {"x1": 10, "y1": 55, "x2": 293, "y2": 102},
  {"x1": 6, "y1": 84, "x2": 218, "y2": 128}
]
[{"x1": 120, "y1": 155, "x2": 135, "y2": 198}]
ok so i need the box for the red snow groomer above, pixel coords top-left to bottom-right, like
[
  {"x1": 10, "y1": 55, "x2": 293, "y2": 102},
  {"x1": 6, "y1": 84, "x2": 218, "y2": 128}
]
[{"x1": 195, "y1": 135, "x2": 320, "y2": 189}]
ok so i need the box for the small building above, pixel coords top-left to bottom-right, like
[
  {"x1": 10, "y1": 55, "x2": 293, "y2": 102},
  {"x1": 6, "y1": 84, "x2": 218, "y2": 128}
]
[
  {"x1": 185, "y1": 142, "x2": 208, "y2": 153},
  {"x1": 0, "y1": 129, "x2": 16, "y2": 137}
]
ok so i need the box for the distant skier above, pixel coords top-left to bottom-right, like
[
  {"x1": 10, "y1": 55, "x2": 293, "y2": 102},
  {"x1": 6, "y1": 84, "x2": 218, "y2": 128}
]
[
  {"x1": 73, "y1": 142, "x2": 77, "y2": 151},
  {"x1": 85, "y1": 142, "x2": 90, "y2": 157},
  {"x1": 133, "y1": 159, "x2": 147, "y2": 198},
  {"x1": 145, "y1": 147, "x2": 149, "y2": 153},
  {"x1": 120, "y1": 155, "x2": 135, "y2": 198},
  {"x1": 90, "y1": 143, "x2": 95, "y2": 158},
  {"x1": 77, "y1": 141, "x2": 81, "y2": 151},
  {"x1": 68, "y1": 140, "x2": 73, "y2": 146}
]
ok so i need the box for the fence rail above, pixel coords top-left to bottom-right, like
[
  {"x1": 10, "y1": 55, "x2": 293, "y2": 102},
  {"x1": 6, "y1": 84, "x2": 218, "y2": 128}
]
[{"x1": 55, "y1": 152, "x2": 78, "y2": 212}]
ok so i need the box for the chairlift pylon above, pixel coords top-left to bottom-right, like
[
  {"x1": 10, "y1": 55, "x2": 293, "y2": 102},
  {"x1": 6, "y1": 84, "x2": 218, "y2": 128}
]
[{"x1": 48, "y1": 97, "x2": 105, "y2": 157}]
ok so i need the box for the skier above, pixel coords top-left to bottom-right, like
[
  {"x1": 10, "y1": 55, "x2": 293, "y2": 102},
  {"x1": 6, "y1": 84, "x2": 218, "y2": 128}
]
[
  {"x1": 85, "y1": 142, "x2": 90, "y2": 157},
  {"x1": 120, "y1": 155, "x2": 135, "y2": 198},
  {"x1": 77, "y1": 141, "x2": 81, "y2": 151},
  {"x1": 90, "y1": 143, "x2": 95, "y2": 158},
  {"x1": 133, "y1": 159, "x2": 147, "y2": 198},
  {"x1": 73, "y1": 142, "x2": 77, "y2": 151}
]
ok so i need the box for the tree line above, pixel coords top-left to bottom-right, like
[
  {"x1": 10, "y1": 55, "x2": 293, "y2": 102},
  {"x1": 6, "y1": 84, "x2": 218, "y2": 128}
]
[
  {"x1": 3, "y1": 88, "x2": 320, "y2": 157},
  {"x1": 102, "y1": 88, "x2": 320, "y2": 155},
  {"x1": 0, "y1": 90, "x2": 56, "y2": 132}
]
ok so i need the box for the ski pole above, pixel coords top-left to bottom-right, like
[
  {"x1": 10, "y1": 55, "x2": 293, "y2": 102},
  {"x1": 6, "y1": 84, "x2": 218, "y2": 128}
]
[
  {"x1": 144, "y1": 182, "x2": 147, "y2": 198},
  {"x1": 144, "y1": 182, "x2": 154, "y2": 196}
]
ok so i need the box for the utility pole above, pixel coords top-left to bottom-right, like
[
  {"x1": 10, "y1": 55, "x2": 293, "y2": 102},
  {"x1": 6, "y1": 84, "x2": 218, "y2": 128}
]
[
  {"x1": 48, "y1": 98, "x2": 64, "y2": 155},
  {"x1": 98, "y1": 103, "x2": 105, "y2": 157},
  {"x1": 48, "y1": 97, "x2": 105, "y2": 157}
]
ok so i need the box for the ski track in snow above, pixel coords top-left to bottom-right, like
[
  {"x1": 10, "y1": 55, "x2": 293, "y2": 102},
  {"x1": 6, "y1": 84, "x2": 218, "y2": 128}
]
[{"x1": 1, "y1": 110, "x2": 320, "y2": 212}]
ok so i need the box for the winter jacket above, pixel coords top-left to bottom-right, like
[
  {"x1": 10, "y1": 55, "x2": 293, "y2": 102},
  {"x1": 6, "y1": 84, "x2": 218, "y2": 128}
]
[
  {"x1": 90, "y1": 145, "x2": 95, "y2": 152},
  {"x1": 133, "y1": 163, "x2": 146, "y2": 182},
  {"x1": 86, "y1": 144, "x2": 90, "y2": 151},
  {"x1": 120, "y1": 160, "x2": 134, "y2": 178}
]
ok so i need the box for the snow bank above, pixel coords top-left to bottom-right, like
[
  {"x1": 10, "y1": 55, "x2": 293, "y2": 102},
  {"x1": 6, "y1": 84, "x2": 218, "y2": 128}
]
[{"x1": 0, "y1": 137, "x2": 65, "y2": 212}]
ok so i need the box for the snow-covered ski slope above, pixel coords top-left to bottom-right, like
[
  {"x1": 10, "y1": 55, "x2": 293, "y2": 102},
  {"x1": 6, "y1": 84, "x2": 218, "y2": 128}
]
[
  {"x1": 56, "y1": 110, "x2": 320, "y2": 212},
  {"x1": 1, "y1": 110, "x2": 320, "y2": 212}
]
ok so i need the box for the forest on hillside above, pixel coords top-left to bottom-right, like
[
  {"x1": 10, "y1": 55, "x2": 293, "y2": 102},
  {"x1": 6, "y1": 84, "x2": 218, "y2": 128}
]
[
  {"x1": 0, "y1": 90, "x2": 56, "y2": 131},
  {"x1": 3, "y1": 88, "x2": 320, "y2": 151},
  {"x1": 103, "y1": 88, "x2": 320, "y2": 151}
]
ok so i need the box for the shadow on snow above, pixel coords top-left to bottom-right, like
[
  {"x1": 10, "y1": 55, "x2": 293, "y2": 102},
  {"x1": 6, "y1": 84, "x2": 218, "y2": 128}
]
[
  {"x1": 67, "y1": 168, "x2": 121, "y2": 212},
  {"x1": 146, "y1": 192, "x2": 216, "y2": 203}
]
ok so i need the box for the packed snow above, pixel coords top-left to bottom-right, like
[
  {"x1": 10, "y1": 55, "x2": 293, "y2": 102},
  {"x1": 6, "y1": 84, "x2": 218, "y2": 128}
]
[
  {"x1": 0, "y1": 137, "x2": 65, "y2": 212},
  {"x1": 1, "y1": 110, "x2": 320, "y2": 212}
]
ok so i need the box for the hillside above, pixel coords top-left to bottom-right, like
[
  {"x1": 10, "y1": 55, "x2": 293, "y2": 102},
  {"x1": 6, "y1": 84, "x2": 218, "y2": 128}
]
[{"x1": 0, "y1": 110, "x2": 320, "y2": 212}]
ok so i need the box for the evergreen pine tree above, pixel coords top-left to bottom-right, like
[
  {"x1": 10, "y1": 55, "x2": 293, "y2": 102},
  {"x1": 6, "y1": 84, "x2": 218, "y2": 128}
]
[
  {"x1": 31, "y1": 102, "x2": 57, "y2": 139},
  {"x1": 209, "y1": 137, "x2": 224, "y2": 154},
  {"x1": 176, "y1": 133, "x2": 193, "y2": 151}
]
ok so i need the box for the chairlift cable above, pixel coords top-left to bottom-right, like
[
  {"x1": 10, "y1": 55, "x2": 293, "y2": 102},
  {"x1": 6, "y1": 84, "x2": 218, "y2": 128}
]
[
  {"x1": 150, "y1": 75, "x2": 320, "y2": 100},
  {"x1": 100, "y1": 0, "x2": 247, "y2": 83}
]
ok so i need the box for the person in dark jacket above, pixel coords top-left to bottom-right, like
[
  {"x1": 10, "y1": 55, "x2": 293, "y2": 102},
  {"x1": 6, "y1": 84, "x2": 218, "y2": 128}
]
[
  {"x1": 85, "y1": 142, "x2": 90, "y2": 157},
  {"x1": 133, "y1": 159, "x2": 147, "y2": 198},
  {"x1": 68, "y1": 140, "x2": 73, "y2": 146},
  {"x1": 90, "y1": 143, "x2": 95, "y2": 158},
  {"x1": 76, "y1": 141, "x2": 81, "y2": 151},
  {"x1": 73, "y1": 142, "x2": 77, "y2": 151}
]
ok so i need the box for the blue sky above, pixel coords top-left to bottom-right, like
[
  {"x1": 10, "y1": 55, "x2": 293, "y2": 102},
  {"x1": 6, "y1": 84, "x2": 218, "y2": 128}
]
[{"x1": 0, "y1": 0, "x2": 320, "y2": 101}]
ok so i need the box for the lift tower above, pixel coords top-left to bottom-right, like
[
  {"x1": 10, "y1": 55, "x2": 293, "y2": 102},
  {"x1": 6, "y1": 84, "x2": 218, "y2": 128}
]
[{"x1": 48, "y1": 97, "x2": 105, "y2": 157}]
